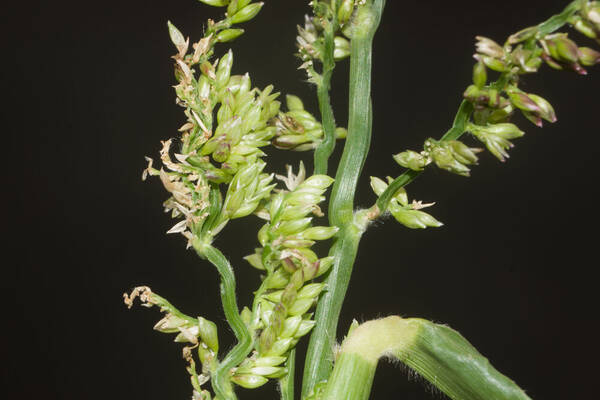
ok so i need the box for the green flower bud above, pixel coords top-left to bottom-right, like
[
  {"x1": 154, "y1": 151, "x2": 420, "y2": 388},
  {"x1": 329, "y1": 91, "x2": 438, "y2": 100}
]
[
  {"x1": 254, "y1": 356, "x2": 287, "y2": 367},
  {"x1": 264, "y1": 268, "x2": 290, "y2": 290},
  {"x1": 227, "y1": 0, "x2": 239, "y2": 15},
  {"x1": 338, "y1": 0, "x2": 354, "y2": 25},
  {"x1": 300, "y1": 174, "x2": 335, "y2": 190},
  {"x1": 546, "y1": 33, "x2": 580, "y2": 64},
  {"x1": 259, "y1": 324, "x2": 277, "y2": 353},
  {"x1": 167, "y1": 21, "x2": 187, "y2": 53},
  {"x1": 528, "y1": 93, "x2": 557, "y2": 123},
  {"x1": 282, "y1": 238, "x2": 315, "y2": 249},
  {"x1": 430, "y1": 144, "x2": 471, "y2": 177},
  {"x1": 369, "y1": 176, "x2": 388, "y2": 196},
  {"x1": 216, "y1": 28, "x2": 245, "y2": 43},
  {"x1": 507, "y1": 26, "x2": 538, "y2": 44},
  {"x1": 298, "y1": 226, "x2": 339, "y2": 241},
  {"x1": 463, "y1": 84, "x2": 480, "y2": 102},
  {"x1": 241, "y1": 306, "x2": 252, "y2": 327},
  {"x1": 153, "y1": 314, "x2": 189, "y2": 333},
  {"x1": 273, "y1": 134, "x2": 312, "y2": 149},
  {"x1": 231, "y1": 374, "x2": 268, "y2": 389},
  {"x1": 472, "y1": 60, "x2": 487, "y2": 88},
  {"x1": 475, "y1": 36, "x2": 505, "y2": 59},
  {"x1": 295, "y1": 319, "x2": 316, "y2": 338},
  {"x1": 574, "y1": 19, "x2": 598, "y2": 39},
  {"x1": 333, "y1": 36, "x2": 351, "y2": 60},
  {"x1": 507, "y1": 91, "x2": 541, "y2": 113},
  {"x1": 288, "y1": 298, "x2": 314, "y2": 316},
  {"x1": 298, "y1": 283, "x2": 326, "y2": 300},
  {"x1": 276, "y1": 217, "x2": 313, "y2": 236},
  {"x1": 280, "y1": 204, "x2": 314, "y2": 221},
  {"x1": 266, "y1": 337, "x2": 293, "y2": 356},
  {"x1": 393, "y1": 150, "x2": 428, "y2": 171},
  {"x1": 197, "y1": 317, "x2": 219, "y2": 352},
  {"x1": 280, "y1": 315, "x2": 303, "y2": 338},
  {"x1": 480, "y1": 55, "x2": 508, "y2": 72},
  {"x1": 448, "y1": 140, "x2": 479, "y2": 165},
  {"x1": 244, "y1": 253, "x2": 264, "y2": 270},
  {"x1": 390, "y1": 207, "x2": 443, "y2": 229},
  {"x1": 248, "y1": 366, "x2": 285, "y2": 377},
  {"x1": 197, "y1": 343, "x2": 215, "y2": 366},
  {"x1": 286, "y1": 94, "x2": 304, "y2": 111},
  {"x1": 280, "y1": 286, "x2": 297, "y2": 308},
  {"x1": 579, "y1": 47, "x2": 600, "y2": 66},
  {"x1": 587, "y1": 4, "x2": 600, "y2": 25},
  {"x1": 313, "y1": 256, "x2": 334, "y2": 278},
  {"x1": 230, "y1": 2, "x2": 264, "y2": 24},
  {"x1": 471, "y1": 122, "x2": 524, "y2": 139}
]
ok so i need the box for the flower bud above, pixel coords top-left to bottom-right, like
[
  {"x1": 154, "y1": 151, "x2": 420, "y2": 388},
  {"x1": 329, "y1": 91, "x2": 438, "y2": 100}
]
[
  {"x1": 264, "y1": 268, "x2": 290, "y2": 289},
  {"x1": 475, "y1": 36, "x2": 504, "y2": 59},
  {"x1": 197, "y1": 317, "x2": 219, "y2": 352},
  {"x1": 369, "y1": 176, "x2": 388, "y2": 196},
  {"x1": 276, "y1": 217, "x2": 313, "y2": 236},
  {"x1": 295, "y1": 319, "x2": 316, "y2": 338},
  {"x1": 390, "y1": 207, "x2": 443, "y2": 229},
  {"x1": 265, "y1": 337, "x2": 293, "y2": 356},
  {"x1": 280, "y1": 315, "x2": 303, "y2": 338},
  {"x1": 333, "y1": 36, "x2": 351, "y2": 60},
  {"x1": 463, "y1": 84, "x2": 480, "y2": 102},
  {"x1": 298, "y1": 226, "x2": 339, "y2": 241},
  {"x1": 448, "y1": 140, "x2": 479, "y2": 165},
  {"x1": 507, "y1": 91, "x2": 541, "y2": 113},
  {"x1": 473, "y1": 123, "x2": 524, "y2": 139},
  {"x1": 216, "y1": 28, "x2": 245, "y2": 43},
  {"x1": 254, "y1": 356, "x2": 287, "y2": 367},
  {"x1": 430, "y1": 145, "x2": 471, "y2": 177},
  {"x1": 298, "y1": 283, "x2": 326, "y2": 300},
  {"x1": 551, "y1": 34, "x2": 581, "y2": 64},
  {"x1": 579, "y1": 47, "x2": 600, "y2": 66},
  {"x1": 507, "y1": 26, "x2": 538, "y2": 44},
  {"x1": 472, "y1": 60, "x2": 487, "y2": 88},
  {"x1": 153, "y1": 314, "x2": 188, "y2": 333},
  {"x1": 230, "y1": 3, "x2": 264, "y2": 24},
  {"x1": 528, "y1": 94, "x2": 557, "y2": 123},
  {"x1": 585, "y1": 4, "x2": 600, "y2": 26},
  {"x1": 480, "y1": 55, "x2": 508, "y2": 72},
  {"x1": 574, "y1": 19, "x2": 598, "y2": 39},
  {"x1": 338, "y1": 0, "x2": 354, "y2": 25},
  {"x1": 313, "y1": 256, "x2": 334, "y2": 278},
  {"x1": 393, "y1": 150, "x2": 428, "y2": 171},
  {"x1": 248, "y1": 366, "x2": 285, "y2": 378},
  {"x1": 286, "y1": 94, "x2": 304, "y2": 111},
  {"x1": 231, "y1": 374, "x2": 268, "y2": 389},
  {"x1": 288, "y1": 298, "x2": 314, "y2": 316},
  {"x1": 282, "y1": 238, "x2": 315, "y2": 249},
  {"x1": 167, "y1": 21, "x2": 187, "y2": 54}
]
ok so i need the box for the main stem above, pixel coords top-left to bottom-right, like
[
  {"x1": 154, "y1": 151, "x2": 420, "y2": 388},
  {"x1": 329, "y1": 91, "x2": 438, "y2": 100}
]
[{"x1": 302, "y1": 1, "x2": 386, "y2": 396}]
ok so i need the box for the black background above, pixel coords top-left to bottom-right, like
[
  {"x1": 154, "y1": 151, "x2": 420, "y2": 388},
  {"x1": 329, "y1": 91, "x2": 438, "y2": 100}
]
[{"x1": 6, "y1": 0, "x2": 599, "y2": 399}]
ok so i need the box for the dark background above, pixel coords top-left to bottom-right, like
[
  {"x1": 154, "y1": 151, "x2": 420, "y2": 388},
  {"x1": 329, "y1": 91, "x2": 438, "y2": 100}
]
[{"x1": 6, "y1": 0, "x2": 599, "y2": 399}]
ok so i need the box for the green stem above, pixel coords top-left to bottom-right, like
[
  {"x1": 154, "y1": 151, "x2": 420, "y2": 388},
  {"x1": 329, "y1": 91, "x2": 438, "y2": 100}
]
[
  {"x1": 196, "y1": 243, "x2": 253, "y2": 400},
  {"x1": 313, "y1": 19, "x2": 338, "y2": 176},
  {"x1": 302, "y1": 1, "x2": 386, "y2": 396}
]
